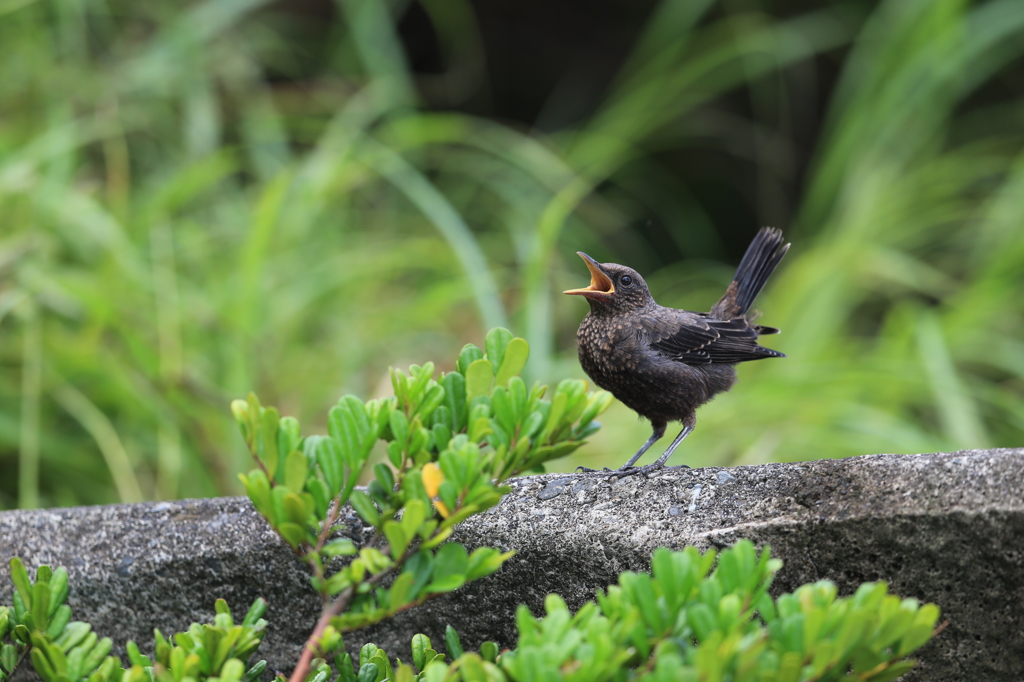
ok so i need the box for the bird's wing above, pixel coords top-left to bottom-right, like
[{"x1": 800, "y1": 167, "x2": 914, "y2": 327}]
[{"x1": 647, "y1": 312, "x2": 784, "y2": 366}]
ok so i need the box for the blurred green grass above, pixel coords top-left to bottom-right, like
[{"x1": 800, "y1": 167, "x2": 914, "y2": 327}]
[{"x1": 2, "y1": 0, "x2": 1023, "y2": 509}]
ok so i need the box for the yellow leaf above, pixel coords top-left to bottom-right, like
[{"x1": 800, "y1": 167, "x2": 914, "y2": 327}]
[{"x1": 422, "y1": 462, "x2": 444, "y2": 498}]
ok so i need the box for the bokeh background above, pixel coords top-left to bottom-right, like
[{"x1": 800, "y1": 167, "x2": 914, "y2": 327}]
[{"x1": 2, "y1": 0, "x2": 1023, "y2": 509}]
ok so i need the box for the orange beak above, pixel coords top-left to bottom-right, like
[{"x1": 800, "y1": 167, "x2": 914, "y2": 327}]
[{"x1": 564, "y1": 252, "x2": 615, "y2": 300}]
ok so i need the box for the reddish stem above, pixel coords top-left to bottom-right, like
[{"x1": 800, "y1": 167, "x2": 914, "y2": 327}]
[{"x1": 288, "y1": 538, "x2": 399, "y2": 682}]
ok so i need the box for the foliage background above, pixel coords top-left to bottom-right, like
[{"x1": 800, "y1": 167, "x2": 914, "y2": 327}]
[{"x1": 2, "y1": 0, "x2": 1023, "y2": 509}]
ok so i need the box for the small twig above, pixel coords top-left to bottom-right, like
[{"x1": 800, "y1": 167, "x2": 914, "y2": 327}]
[
  {"x1": 287, "y1": 536, "x2": 407, "y2": 682},
  {"x1": 314, "y1": 499, "x2": 343, "y2": 552},
  {"x1": 288, "y1": 597, "x2": 350, "y2": 682}
]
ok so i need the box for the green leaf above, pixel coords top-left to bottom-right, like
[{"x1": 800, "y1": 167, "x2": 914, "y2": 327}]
[
  {"x1": 358, "y1": 547, "x2": 393, "y2": 573},
  {"x1": 401, "y1": 499, "x2": 428, "y2": 539},
  {"x1": 444, "y1": 625, "x2": 463, "y2": 659},
  {"x1": 374, "y1": 463, "x2": 396, "y2": 493},
  {"x1": 897, "y1": 603, "x2": 941, "y2": 656},
  {"x1": 315, "y1": 438, "x2": 345, "y2": 498},
  {"x1": 391, "y1": 367, "x2": 410, "y2": 404},
  {"x1": 776, "y1": 651, "x2": 803, "y2": 682},
  {"x1": 456, "y1": 344, "x2": 484, "y2": 375},
  {"x1": 410, "y1": 363, "x2": 435, "y2": 402},
  {"x1": 465, "y1": 359, "x2": 494, "y2": 401},
  {"x1": 240, "y1": 470, "x2": 273, "y2": 520},
  {"x1": 30, "y1": 646, "x2": 58, "y2": 682},
  {"x1": 480, "y1": 641, "x2": 498, "y2": 663},
  {"x1": 420, "y1": 526, "x2": 452, "y2": 550},
  {"x1": 1, "y1": 644, "x2": 18, "y2": 674},
  {"x1": 31, "y1": 580, "x2": 50, "y2": 632},
  {"x1": 577, "y1": 391, "x2": 613, "y2": 429},
  {"x1": 324, "y1": 571, "x2": 353, "y2": 596},
  {"x1": 336, "y1": 654, "x2": 357, "y2": 682},
  {"x1": 386, "y1": 442, "x2": 404, "y2": 468},
  {"x1": 543, "y1": 392, "x2": 567, "y2": 440},
  {"x1": 497, "y1": 387, "x2": 519, "y2": 430},
  {"x1": 359, "y1": 644, "x2": 379, "y2": 668},
  {"x1": 349, "y1": 491, "x2": 381, "y2": 528},
  {"x1": 468, "y1": 416, "x2": 493, "y2": 443},
  {"x1": 9, "y1": 559, "x2": 32, "y2": 609},
  {"x1": 80, "y1": 637, "x2": 112, "y2": 676},
  {"x1": 484, "y1": 328, "x2": 513, "y2": 369},
  {"x1": 431, "y1": 422, "x2": 453, "y2": 454},
  {"x1": 421, "y1": 660, "x2": 448, "y2": 682},
  {"x1": 687, "y1": 603, "x2": 717, "y2": 641},
  {"x1": 307, "y1": 478, "x2": 330, "y2": 518},
  {"x1": 876, "y1": 604, "x2": 916, "y2": 649},
  {"x1": 283, "y1": 492, "x2": 311, "y2": 526},
  {"x1": 389, "y1": 410, "x2": 410, "y2": 446},
  {"x1": 66, "y1": 633, "x2": 96, "y2": 677},
  {"x1": 126, "y1": 641, "x2": 151, "y2": 667},
  {"x1": 284, "y1": 450, "x2": 308, "y2": 493},
  {"x1": 425, "y1": 574, "x2": 464, "y2": 594},
  {"x1": 277, "y1": 523, "x2": 306, "y2": 549},
  {"x1": 54, "y1": 621, "x2": 90, "y2": 650},
  {"x1": 416, "y1": 385, "x2": 446, "y2": 421},
  {"x1": 494, "y1": 338, "x2": 529, "y2": 386},
  {"x1": 322, "y1": 538, "x2": 357, "y2": 557},
  {"x1": 370, "y1": 650, "x2": 392, "y2": 681},
  {"x1": 355, "y1": 662, "x2": 378, "y2": 682},
  {"x1": 394, "y1": 663, "x2": 417, "y2": 682},
  {"x1": 441, "y1": 373, "x2": 467, "y2": 432},
  {"x1": 240, "y1": 599, "x2": 267, "y2": 628},
  {"x1": 384, "y1": 521, "x2": 410, "y2": 559},
  {"x1": 260, "y1": 407, "x2": 281, "y2": 479},
  {"x1": 465, "y1": 547, "x2": 515, "y2": 581},
  {"x1": 408, "y1": 426, "x2": 430, "y2": 458},
  {"x1": 278, "y1": 417, "x2": 301, "y2": 460},
  {"x1": 45, "y1": 605, "x2": 71, "y2": 639},
  {"x1": 220, "y1": 659, "x2": 245, "y2": 682},
  {"x1": 405, "y1": 551, "x2": 434, "y2": 599},
  {"x1": 388, "y1": 572, "x2": 415, "y2": 610},
  {"x1": 46, "y1": 568, "x2": 69, "y2": 618},
  {"x1": 411, "y1": 634, "x2": 431, "y2": 671}
]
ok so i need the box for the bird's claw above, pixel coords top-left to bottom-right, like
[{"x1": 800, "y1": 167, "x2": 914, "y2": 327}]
[
  {"x1": 607, "y1": 462, "x2": 690, "y2": 479},
  {"x1": 576, "y1": 466, "x2": 615, "y2": 473}
]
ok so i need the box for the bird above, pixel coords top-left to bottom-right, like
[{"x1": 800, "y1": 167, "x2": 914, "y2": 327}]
[{"x1": 564, "y1": 227, "x2": 789, "y2": 475}]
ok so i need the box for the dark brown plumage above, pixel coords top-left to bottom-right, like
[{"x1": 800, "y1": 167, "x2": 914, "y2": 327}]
[{"x1": 564, "y1": 227, "x2": 790, "y2": 474}]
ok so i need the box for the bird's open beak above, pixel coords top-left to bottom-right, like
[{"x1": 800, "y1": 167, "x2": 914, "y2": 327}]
[{"x1": 564, "y1": 252, "x2": 615, "y2": 300}]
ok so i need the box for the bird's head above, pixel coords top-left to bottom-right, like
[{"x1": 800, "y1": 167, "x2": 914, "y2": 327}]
[{"x1": 564, "y1": 252, "x2": 653, "y2": 314}]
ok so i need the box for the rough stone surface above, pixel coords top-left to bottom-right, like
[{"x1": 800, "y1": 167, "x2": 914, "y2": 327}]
[{"x1": 2, "y1": 448, "x2": 1023, "y2": 681}]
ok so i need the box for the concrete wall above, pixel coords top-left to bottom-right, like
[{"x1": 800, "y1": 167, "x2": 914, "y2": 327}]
[{"x1": 2, "y1": 448, "x2": 1022, "y2": 681}]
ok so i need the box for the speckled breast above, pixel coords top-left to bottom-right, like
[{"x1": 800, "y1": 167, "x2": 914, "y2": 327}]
[
  {"x1": 575, "y1": 313, "x2": 737, "y2": 424},
  {"x1": 576, "y1": 314, "x2": 651, "y2": 399}
]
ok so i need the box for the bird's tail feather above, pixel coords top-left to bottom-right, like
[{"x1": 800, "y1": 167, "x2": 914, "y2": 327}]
[{"x1": 711, "y1": 227, "x2": 789, "y2": 319}]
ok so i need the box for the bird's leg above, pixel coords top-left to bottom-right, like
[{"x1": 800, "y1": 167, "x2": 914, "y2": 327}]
[
  {"x1": 651, "y1": 424, "x2": 693, "y2": 467},
  {"x1": 577, "y1": 422, "x2": 666, "y2": 473},
  {"x1": 610, "y1": 424, "x2": 694, "y2": 478},
  {"x1": 620, "y1": 422, "x2": 667, "y2": 469}
]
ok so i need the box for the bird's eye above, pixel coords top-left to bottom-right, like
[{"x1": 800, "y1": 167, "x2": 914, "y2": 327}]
[{"x1": 620, "y1": 275, "x2": 633, "y2": 286}]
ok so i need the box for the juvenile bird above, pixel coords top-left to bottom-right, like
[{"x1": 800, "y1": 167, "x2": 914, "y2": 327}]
[{"x1": 564, "y1": 227, "x2": 789, "y2": 475}]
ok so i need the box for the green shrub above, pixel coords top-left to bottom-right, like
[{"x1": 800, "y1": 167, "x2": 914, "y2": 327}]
[
  {"x1": 231, "y1": 328, "x2": 611, "y2": 641},
  {"x1": 0, "y1": 557, "x2": 268, "y2": 682},
  {"x1": 2, "y1": 329, "x2": 940, "y2": 682},
  {"x1": 0, "y1": 542, "x2": 939, "y2": 682}
]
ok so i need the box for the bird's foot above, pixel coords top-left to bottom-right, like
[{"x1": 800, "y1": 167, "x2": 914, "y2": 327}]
[
  {"x1": 608, "y1": 462, "x2": 690, "y2": 479},
  {"x1": 576, "y1": 466, "x2": 615, "y2": 473}
]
